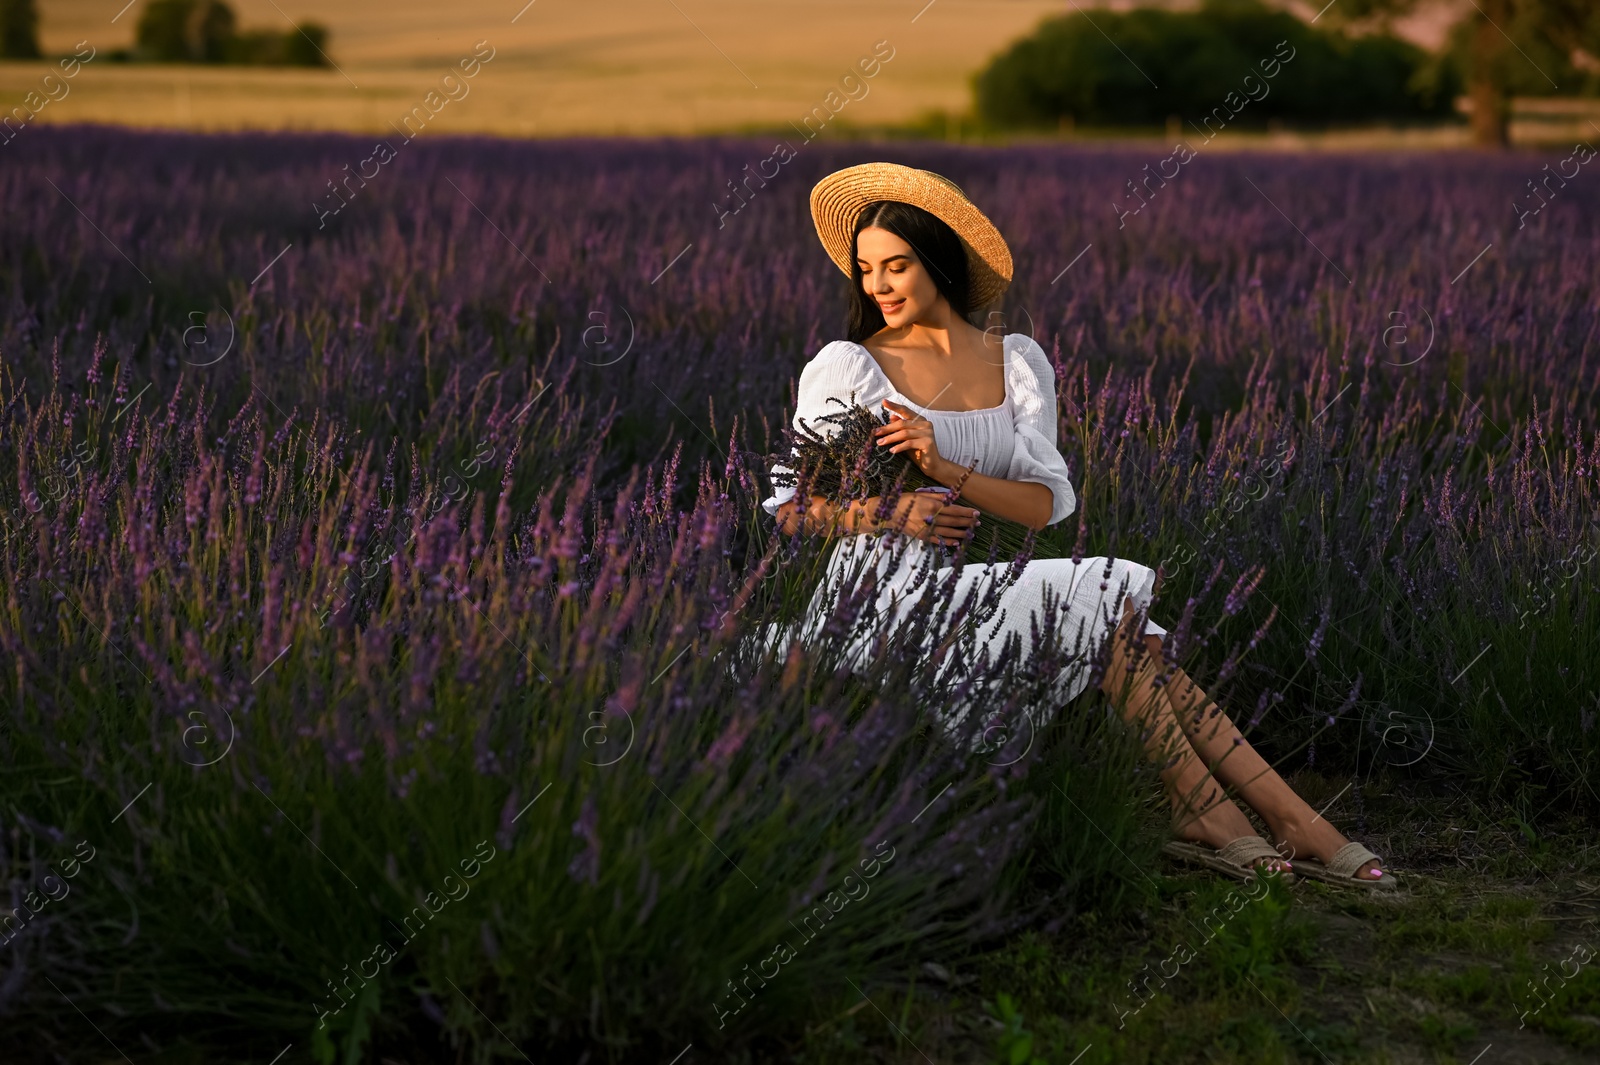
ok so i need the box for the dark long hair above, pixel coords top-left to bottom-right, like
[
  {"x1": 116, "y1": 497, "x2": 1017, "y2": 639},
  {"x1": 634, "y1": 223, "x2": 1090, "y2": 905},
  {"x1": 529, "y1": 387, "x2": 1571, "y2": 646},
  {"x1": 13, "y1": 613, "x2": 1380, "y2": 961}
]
[{"x1": 845, "y1": 200, "x2": 973, "y2": 343}]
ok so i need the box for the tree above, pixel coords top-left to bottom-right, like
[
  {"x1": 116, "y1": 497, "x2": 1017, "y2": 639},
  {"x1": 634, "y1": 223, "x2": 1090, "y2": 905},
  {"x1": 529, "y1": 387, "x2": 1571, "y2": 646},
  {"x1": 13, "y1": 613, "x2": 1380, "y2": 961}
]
[
  {"x1": 134, "y1": 0, "x2": 329, "y2": 67},
  {"x1": 972, "y1": 0, "x2": 1455, "y2": 131},
  {"x1": 136, "y1": 0, "x2": 237, "y2": 63},
  {"x1": 0, "y1": 0, "x2": 41, "y2": 60},
  {"x1": 1335, "y1": 0, "x2": 1600, "y2": 147},
  {"x1": 228, "y1": 24, "x2": 330, "y2": 66},
  {"x1": 280, "y1": 23, "x2": 330, "y2": 67}
]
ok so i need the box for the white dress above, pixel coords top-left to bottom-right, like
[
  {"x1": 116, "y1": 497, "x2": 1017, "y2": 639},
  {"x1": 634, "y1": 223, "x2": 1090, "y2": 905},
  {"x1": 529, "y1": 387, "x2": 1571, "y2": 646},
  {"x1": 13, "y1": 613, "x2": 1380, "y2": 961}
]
[{"x1": 758, "y1": 333, "x2": 1168, "y2": 719}]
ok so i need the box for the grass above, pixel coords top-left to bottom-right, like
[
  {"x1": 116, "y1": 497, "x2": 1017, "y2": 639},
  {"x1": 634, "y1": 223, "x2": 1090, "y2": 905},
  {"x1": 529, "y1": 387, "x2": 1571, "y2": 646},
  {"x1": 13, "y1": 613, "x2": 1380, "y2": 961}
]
[{"x1": 786, "y1": 774, "x2": 1600, "y2": 1065}]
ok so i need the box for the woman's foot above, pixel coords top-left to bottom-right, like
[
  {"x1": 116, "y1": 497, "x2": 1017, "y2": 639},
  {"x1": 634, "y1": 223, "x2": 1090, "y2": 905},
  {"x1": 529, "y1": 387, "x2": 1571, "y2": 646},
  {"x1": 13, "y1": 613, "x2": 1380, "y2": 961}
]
[
  {"x1": 1267, "y1": 811, "x2": 1386, "y2": 882},
  {"x1": 1172, "y1": 788, "x2": 1292, "y2": 876}
]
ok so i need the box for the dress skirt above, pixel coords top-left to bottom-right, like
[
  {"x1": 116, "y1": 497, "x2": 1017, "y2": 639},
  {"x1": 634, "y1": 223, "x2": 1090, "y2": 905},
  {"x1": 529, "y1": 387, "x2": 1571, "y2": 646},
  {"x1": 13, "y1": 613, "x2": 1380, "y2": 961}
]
[{"x1": 751, "y1": 530, "x2": 1168, "y2": 720}]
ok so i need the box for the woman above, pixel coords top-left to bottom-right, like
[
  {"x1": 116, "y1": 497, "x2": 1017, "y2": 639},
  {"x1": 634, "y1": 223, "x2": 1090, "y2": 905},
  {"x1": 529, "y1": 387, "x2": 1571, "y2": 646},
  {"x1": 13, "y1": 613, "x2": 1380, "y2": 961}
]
[{"x1": 762, "y1": 163, "x2": 1392, "y2": 889}]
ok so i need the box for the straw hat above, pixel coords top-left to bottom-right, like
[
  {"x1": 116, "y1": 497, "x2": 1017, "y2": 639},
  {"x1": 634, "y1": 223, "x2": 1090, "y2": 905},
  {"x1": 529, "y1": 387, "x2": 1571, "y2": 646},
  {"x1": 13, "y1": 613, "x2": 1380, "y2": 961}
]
[{"x1": 809, "y1": 162, "x2": 1014, "y2": 309}]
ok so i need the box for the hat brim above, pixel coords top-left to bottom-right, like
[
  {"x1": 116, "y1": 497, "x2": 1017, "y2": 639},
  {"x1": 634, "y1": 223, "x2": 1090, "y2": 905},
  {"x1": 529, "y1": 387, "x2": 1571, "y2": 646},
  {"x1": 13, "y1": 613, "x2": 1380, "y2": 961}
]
[{"x1": 810, "y1": 163, "x2": 1013, "y2": 310}]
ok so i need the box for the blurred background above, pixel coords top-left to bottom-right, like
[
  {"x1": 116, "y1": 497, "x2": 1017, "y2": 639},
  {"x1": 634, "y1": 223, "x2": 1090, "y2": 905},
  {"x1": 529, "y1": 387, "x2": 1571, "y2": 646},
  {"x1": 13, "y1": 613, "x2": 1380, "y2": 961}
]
[{"x1": 3, "y1": 0, "x2": 1598, "y2": 147}]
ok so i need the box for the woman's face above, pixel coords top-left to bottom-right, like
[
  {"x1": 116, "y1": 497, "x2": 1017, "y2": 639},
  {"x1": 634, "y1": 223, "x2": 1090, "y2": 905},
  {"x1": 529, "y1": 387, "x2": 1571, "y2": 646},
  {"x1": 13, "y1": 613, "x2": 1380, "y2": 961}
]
[{"x1": 855, "y1": 225, "x2": 942, "y2": 326}]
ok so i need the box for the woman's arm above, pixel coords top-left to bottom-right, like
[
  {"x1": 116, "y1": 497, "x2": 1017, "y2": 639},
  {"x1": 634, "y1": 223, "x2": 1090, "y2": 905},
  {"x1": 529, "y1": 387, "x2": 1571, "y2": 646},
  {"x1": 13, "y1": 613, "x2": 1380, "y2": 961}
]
[
  {"x1": 925, "y1": 462, "x2": 1054, "y2": 530},
  {"x1": 773, "y1": 494, "x2": 876, "y2": 538},
  {"x1": 872, "y1": 399, "x2": 1055, "y2": 530},
  {"x1": 774, "y1": 492, "x2": 980, "y2": 546}
]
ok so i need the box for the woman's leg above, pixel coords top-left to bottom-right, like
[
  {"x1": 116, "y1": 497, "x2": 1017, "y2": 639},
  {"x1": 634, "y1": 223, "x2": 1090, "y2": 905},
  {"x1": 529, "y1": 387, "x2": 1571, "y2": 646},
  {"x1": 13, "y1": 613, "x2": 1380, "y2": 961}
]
[
  {"x1": 1099, "y1": 602, "x2": 1291, "y2": 874},
  {"x1": 1149, "y1": 637, "x2": 1386, "y2": 881}
]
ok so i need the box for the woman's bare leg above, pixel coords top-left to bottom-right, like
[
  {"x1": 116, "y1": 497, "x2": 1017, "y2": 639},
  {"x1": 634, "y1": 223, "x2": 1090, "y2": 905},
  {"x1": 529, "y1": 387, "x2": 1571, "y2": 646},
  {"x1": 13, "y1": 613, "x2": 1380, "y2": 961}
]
[
  {"x1": 1152, "y1": 640, "x2": 1386, "y2": 881},
  {"x1": 1100, "y1": 601, "x2": 1291, "y2": 874}
]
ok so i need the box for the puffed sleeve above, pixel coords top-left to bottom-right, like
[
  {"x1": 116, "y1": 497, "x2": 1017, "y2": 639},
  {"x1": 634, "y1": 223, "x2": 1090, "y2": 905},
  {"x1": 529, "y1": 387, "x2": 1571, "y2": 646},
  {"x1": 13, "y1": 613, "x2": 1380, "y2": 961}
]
[
  {"x1": 1005, "y1": 335, "x2": 1077, "y2": 525},
  {"x1": 761, "y1": 341, "x2": 885, "y2": 517}
]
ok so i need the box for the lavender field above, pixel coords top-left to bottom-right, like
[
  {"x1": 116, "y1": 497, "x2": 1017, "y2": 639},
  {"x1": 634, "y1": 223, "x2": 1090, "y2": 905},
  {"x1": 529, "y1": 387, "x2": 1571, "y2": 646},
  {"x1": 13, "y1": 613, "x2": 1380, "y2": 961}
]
[{"x1": 1, "y1": 127, "x2": 1597, "y2": 1063}]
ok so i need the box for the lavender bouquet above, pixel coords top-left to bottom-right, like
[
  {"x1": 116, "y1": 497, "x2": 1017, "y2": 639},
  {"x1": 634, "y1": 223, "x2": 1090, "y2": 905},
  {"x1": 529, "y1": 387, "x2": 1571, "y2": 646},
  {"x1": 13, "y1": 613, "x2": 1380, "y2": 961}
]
[{"x1": 768, "y1": 394, "x2": 1063, "y2": 564}]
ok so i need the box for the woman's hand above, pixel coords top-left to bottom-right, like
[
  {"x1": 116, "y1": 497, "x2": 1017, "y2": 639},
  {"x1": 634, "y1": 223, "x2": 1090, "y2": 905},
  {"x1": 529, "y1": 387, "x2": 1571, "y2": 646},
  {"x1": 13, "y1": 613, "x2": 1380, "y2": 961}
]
[
  {"x1": 774, "y1": 491, "x2": 978, "y2": 547},
  {"x1": 874, "y1": 399, "x2": 950, "y2": 482},
  {"x1": 882, "y1": 489, "x2": 979, "y2": 548}
]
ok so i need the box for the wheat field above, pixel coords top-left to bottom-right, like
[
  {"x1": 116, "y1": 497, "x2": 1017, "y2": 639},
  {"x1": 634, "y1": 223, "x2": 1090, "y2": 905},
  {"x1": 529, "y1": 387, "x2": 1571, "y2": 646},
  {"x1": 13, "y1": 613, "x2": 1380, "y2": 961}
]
[{"x1": 9, "y1": 0, "x2": 1066, "y2": 136}]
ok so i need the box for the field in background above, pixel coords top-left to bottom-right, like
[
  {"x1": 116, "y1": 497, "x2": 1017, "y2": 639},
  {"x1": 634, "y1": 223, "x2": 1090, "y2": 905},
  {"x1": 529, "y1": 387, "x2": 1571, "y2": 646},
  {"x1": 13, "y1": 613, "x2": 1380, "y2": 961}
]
[
  {"x1": 12, "y1": 0, "x2": 1064, "y2": 137},
  {"x1": 9, "y1": 0, "x2": 1575, "y2": 146}
]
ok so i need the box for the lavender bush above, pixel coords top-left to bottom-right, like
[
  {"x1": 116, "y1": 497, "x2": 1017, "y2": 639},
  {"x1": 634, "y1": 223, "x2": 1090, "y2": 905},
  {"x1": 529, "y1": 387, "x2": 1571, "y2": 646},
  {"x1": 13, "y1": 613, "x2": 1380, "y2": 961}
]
[
  {"x1": 0, "y1": 127, "x2": 1595, "y2": 1058},
  {"x1": 0, "y1": 351, "x2": 1082, "y2": 1060}
]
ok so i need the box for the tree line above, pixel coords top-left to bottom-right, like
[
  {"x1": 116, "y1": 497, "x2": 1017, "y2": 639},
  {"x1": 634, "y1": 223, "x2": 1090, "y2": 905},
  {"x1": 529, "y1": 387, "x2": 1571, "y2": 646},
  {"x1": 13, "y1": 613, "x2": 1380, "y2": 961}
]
[
  {"x1": 0, "y1": 0, "x2": 329, "y2": 68},
  {"x1": 974, "y1": 0, "x2": 1600, "y2": 147}
]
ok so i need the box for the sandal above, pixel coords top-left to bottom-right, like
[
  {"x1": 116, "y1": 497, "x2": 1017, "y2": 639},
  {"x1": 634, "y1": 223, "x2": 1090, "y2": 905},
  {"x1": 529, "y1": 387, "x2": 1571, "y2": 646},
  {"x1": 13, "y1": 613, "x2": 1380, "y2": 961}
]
[
  {"x1": 1161, "y1": 836, "x2": 1296, "y2": 884},
  {"x1": 1288, "y1": 841, "x2": 1397, "y2": 891}
]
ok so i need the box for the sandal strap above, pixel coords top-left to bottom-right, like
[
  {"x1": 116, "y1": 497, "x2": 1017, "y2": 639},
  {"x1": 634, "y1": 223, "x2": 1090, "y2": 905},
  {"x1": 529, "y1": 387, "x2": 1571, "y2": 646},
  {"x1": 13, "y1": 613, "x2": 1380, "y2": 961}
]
[
  {"x1": 1325, "y1": 841, "x2": 1381, "y2": 878},
  {"x1": 1216, "y1": 836, "x2": 1283, "y2": 869}
]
